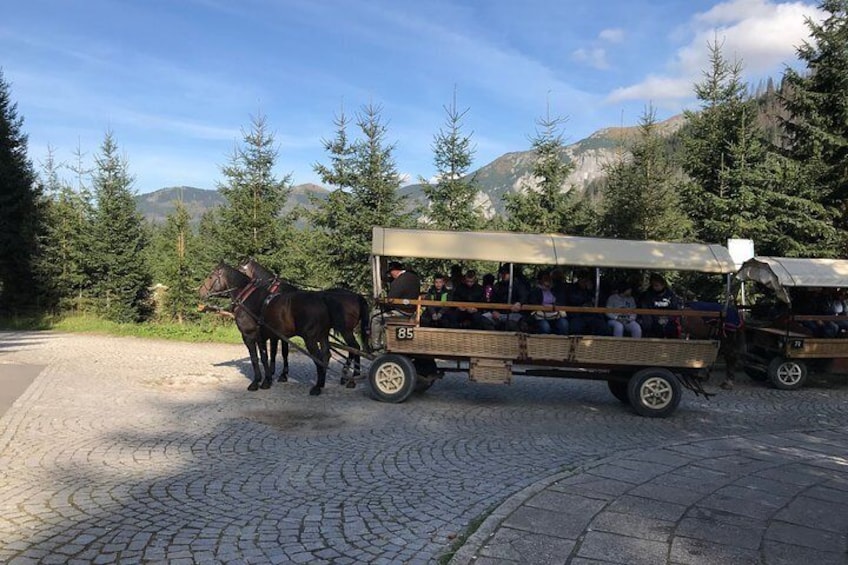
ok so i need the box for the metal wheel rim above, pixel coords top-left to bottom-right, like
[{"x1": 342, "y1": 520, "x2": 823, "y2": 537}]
[
  {"x1": 374, "y1": 362, "x2": 406, "y2": 394},
  {"x1": 776, "y1": 362, "x2": 803, "y2": 386},
  {"x1": 639, "y1": 376, "x2": 673, "y2": 410}
]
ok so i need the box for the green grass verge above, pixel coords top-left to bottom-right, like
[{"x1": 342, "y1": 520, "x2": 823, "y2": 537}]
[
  {"x1": 0, "y1": 313, "x2": 244, "y2": 344},
  {"x1": 437, "y1": 504, "x2": 498, "y2": 565}
]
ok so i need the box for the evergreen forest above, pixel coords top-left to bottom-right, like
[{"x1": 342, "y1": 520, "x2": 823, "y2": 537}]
[{"x1": 2, "y1": 4, "x2": 848, "y2": 326}]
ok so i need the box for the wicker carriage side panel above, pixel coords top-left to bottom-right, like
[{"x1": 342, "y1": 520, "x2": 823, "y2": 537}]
[
  {"x1": 525, "y1": 335, "x2": 718, "y2": 368},
  {"x1": 575, "y1": 337, "x2": 719, "y2": 368},
  {"x1": 793, "y1": 339, "x2": 848, "y2": 359},
  {"x1": 525, "y1": 335, "x2": 573, "y2": 361},
  {"x1": 469, "y1": 358, "x2": 513, "y2": 384},
  {"x1": 386, "y1": 326, "x2": 521, "y2": 359}
]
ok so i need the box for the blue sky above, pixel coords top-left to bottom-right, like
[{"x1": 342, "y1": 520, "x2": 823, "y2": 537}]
[{"x1": 2, "y1": 0, "x2": 822, "y2": 194}]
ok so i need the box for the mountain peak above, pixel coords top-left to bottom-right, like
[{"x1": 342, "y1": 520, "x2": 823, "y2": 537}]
[{"x1": 135, "y1": 116, "x2": 683, "y2": 223}]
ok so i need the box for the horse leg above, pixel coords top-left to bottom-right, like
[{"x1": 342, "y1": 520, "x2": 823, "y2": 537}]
[
  {"x1": 308, "y1": 337, "x2": 328, "y2": 396},
  {"x1": 267, "y1": 337, "x2": 278, "y2": 384},
  {"x1": 259, "y1": 338, "x2": 272, "y2": 389},
  {"x1": 281, "y1": 340, "x2": 290, "y2": 382},
  {"x1": 719, "y1": 335, "x2": 738, "y2": 390},
  {"x1": 243, "y1": 337, "x2": 263, "y2": 391},
  {"x1": 342, "y1": 330, "x2": 360, "y2": 389}
]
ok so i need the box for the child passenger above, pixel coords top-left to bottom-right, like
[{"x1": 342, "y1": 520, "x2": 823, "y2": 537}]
[
  {"x1": 421, "y1": 273, "x2": 449, "y2": 327},
  {"x1": 606, "y1": 282, "x2": 642, "y2": 338}
]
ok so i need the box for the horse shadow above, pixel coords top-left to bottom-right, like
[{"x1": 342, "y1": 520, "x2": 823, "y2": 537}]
[{"x1": 212, "y1": 357, "x2": 313, "y2": 386}]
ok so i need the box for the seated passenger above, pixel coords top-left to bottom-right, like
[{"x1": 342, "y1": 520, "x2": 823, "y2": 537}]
[
  {"x1": 484, "y1": 264, "x2": 530, "y2": 331},
  {"x1": 385, "y1": 261, "x2": 421, "y2": 313},
  {"x1": 827, "y1": 288, "x2": 848, "y2": 336},
  {"x1": 639, "y1": 273, "x2": 682, "y2": 338},
  {"x1": 566, "y1": 273, "x2": 609, "y2": 336},
  {"x1": 444, "y1": 270, "x2": 493, "y2": 330},
  {"x1": 420, "y1": 273, "x2": 449, "y2": 327},
  {"x1": 528, "y1": 271, "x2": 569, "y2": 335},
  {"x1": 795, "y1": 288, "x2": 839, "y2": 338},
  {"x1": 482, "y1": 273, "x2": 495, "y2": 303},
  {"x1": 370, "y1": 261, "x2": 422, "y2": 349},
  {"x1": 446, "y1": 264, "x2": 464, "y2": 295},
  {"x1": 606, "y1": 282, "x2": 642, "y2": 338}
]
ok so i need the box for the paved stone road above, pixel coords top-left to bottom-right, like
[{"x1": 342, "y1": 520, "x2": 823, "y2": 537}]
[{"x1": 1, "y1": 331, "x2": 847, "y2": 564}]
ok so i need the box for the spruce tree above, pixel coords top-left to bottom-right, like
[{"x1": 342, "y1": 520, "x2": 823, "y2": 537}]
[
  {"x1": 420, "y1": 91, "x2": 483, "y2": 230},
  {"x1": 601, "y1": 106, "x2": 692, "y2": 241},
  {"x1": 157, "y1": 200, "x2": 199, "y2": 322},
  {"x1": 67, "y1": 144, "x2": 97, "y2": 310},
  {"x1": 504, "y1": 111, "x2": 577, "y2": 234},
  {"x1": 36, "y1": 148, "x2": 92, "y2": 312},
  {"x1": 679, "y1": 40, "x2": 758, "y2": 244},
  {"x1": 217, "y1": 112, "x2": 292, "y2": 265},
  {"x1": 90, "y1": 131, "x2": 151, "y2": 322},
  {"x1": 312, "y1": 103, "x2": 410, "y2": 293},
  {"x1": 781, "y1": 0, "x2": 848, "y2": 248},
  {"x1": 0, "y1": 70, "x2": 43, "y2": 313}
]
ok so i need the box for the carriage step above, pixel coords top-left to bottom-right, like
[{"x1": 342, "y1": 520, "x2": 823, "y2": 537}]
[{"x1": 469, "y1": 358, "x2": 512, "y2": 385}]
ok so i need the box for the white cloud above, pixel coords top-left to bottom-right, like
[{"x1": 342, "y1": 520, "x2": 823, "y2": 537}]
[
  {"x1": 573, "y1": 28, "x2": 623, "y2": 70},
  {"x1": 599, "y1": 28, "x2": 625, "y2": 43},
  {"x1": 572, "y1": 47, "x2": 610, "y2": 70},
  {"x1": 607, "y1": 75, "x2": 693, "y2": 104},
  {"x1": 607, "y1": 0, "x2": 823, "y2": 104}
]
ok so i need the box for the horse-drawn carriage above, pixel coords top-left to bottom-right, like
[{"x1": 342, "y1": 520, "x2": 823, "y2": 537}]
[
  {"x1": 368, "y1": 227, "x2": 737, "y2": 417},
  {"x1": 737, "y1": 256, "x2": 848, "y2": 390}
]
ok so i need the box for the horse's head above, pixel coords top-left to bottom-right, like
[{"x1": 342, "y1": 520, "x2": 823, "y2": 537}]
[
  {"x1": 238, "y1": 257, "x2": 276, "y2": 283},
  {"x1": 199, "y1": 261, "x2": 249, "y2": 299}
]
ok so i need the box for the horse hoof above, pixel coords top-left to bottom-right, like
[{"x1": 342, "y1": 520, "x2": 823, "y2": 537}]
[
  {"x1": 260, "y1": 381, "x2": 271, "y2": 390},
  {"x1": 278, "y1": 375, "x2": 288, "y2": 383},
  {"x1": 719, "y1": 381, "x2": 734, "y2": 390},
  {"x1": 345, "y1": 380, "x2": 357, "y2": 389},
  {"x1": 339, "y1": 378, "x2": 348, "y2": 386},
  {"x1": 247, "y1": 382, "x2": 259, "y2": 391},
  {"x1": 309, "y1": 386, "x2": 322, "y2": 396}
]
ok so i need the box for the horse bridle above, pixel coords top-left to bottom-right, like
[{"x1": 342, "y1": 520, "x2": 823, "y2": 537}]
[{"x1": 200, "y1": 267, "x2": 240, "y2": 299}]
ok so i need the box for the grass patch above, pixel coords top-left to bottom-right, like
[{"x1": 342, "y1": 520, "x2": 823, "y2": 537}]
[
  {"x1": 0, "y1": 314, "x2": 55, "y2": 331},
  {"x1": 437, "y1": 504, "x2": 499, "y2": 565},
  {"x1": 0, "y1": 313, "x2": 244, "y2": 344}
]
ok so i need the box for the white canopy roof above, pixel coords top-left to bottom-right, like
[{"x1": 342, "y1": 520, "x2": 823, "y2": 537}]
[
  {"x1": 372, "y1": 227, "x2": 736, "y2": 273},
  {"x1": 737, "y1": 256, "x2": 848, "y2": 295}
]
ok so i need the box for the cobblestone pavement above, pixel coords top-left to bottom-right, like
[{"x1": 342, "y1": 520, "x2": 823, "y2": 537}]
[{"x1": 1, "y1": 331, "x2": 847, "y2": 564}]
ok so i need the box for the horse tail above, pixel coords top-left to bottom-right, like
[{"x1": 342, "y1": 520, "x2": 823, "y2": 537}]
[
  {"x1": 321, "y1": 293, "x2": 348, "y2": 337},
  {"x1": 357, "y1": 293, "x2": 371, "y2": 353}
]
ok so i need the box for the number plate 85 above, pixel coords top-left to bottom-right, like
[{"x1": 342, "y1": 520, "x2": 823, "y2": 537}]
[{"x1": 395, "y1": 327, "x2": 415, "y2": 340}]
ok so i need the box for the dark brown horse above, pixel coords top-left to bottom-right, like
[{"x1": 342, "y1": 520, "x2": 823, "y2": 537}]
[
  {"x1": 232, "y1": 263, "x2": 298, "y2": 384},
  {"x1": 199, "y1": 262, "x2": 332, "y2": 395},
  {"x1": 681, "y1": 301, "x2": 745, "y2": 389},
  {"x1": 237, "y1": 258, "x2": 370, "y2": 387}
]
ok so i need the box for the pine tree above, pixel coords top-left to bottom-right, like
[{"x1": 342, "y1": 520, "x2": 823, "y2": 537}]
[
  {"x1": 89, "y1": 131, "x2": 151, "y2": 322},
  {"x1": 157, "y1": 200, "x2": 199, "y2": 323},
  {"x1": 781, "y1": 0, "x2": 848, "y2": 247},
  {"x1": 601, "y1": 106, "x2": 693, "y2": 241},
  {"x1": 679, "y1": 40, "x2": 754, "y2": 244},
  {"x1": 504, "y1": 111, "x2": 577, "y2": 234},
  {"x1": 0, "y1": 70, "x2": 43, "y2": 314},
  {"x1": 312, "y1": 103, "x2": 410, "y2": 293},
  {"x1": 757, "y1": 152, "x2": 838, "y2": 256},
  {"x1": 35, "y1": 148, "x2": 93, "y2": 312},
  {"x1": 217, "y1": 112, "x2": 292, "y2": 265},
  {"x1": 420, "y1": 91, "x2": 483, "y2": 230},
  {"x1": 67, "y1": 144, "x2": 97, "y2": 310}
]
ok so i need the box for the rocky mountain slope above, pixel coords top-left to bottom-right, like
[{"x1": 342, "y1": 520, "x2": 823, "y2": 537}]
[{"x1": 135, "y1": 115, "x2": 685, "y2": 223}]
